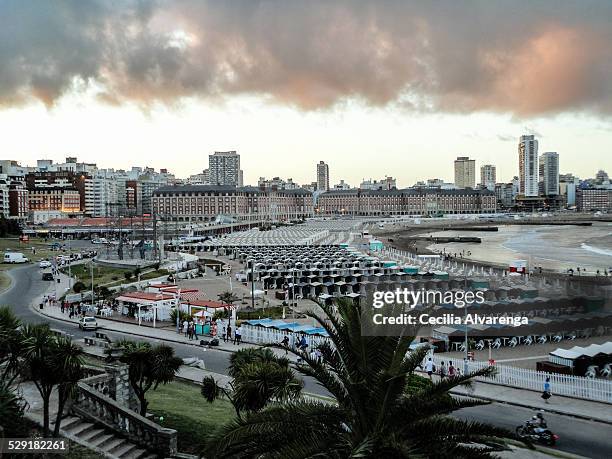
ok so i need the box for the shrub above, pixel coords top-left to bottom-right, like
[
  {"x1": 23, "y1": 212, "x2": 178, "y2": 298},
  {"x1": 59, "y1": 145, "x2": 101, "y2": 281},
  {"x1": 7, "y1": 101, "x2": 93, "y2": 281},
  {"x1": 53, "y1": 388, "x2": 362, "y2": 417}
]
[
  {"x1": 72, "y1": 281, "x2": 86, "y2": 293},
  {"x1": 124, "y1": 271, "x2": 133, "y2": 280}
]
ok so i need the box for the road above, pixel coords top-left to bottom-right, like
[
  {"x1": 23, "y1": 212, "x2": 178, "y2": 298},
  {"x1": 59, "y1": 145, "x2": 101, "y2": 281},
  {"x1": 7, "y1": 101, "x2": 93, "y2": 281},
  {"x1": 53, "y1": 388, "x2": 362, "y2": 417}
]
[{"x1": 2, "y1": 264, "x2": 611, "y2": 458}]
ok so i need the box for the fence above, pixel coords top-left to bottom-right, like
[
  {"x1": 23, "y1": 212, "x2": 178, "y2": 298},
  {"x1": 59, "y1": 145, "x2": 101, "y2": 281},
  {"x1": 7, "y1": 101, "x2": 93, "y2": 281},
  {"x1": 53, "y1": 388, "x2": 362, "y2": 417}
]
[
  {"x1": 242, "y1": 324, "x2": 332, "y2": 350},
  {"x1": 431, "y1": 355, "x2": 612, "y2": 403}
]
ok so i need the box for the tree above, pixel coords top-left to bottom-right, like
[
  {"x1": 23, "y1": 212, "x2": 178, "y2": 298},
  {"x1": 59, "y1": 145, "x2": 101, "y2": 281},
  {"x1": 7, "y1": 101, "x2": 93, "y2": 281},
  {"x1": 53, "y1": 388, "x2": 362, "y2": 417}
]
[
  {"x1": 119, "y1": 341, "x2": 182, "y2": 416},
  {"x1": 72, "y1": 281, "x2": 86, "y2": 293},
  {"x1": 0, "y1": 307, "x2": 24, "y2": 386},
  {"x1": 217, "y1": 291, "x2": 240, "y2": 306},
  {"x1": 205, "y1": 299, "x2": 525, "y2": 458},
  {"x1": 201, "y1": 348, "x2": 302, "y2": 418},
  {"x1": 52, "y1": 337, "x2": 84, "y2": 436},
  {"x1": 21, "y1": 324, "x2": 58, "y2": 436}
]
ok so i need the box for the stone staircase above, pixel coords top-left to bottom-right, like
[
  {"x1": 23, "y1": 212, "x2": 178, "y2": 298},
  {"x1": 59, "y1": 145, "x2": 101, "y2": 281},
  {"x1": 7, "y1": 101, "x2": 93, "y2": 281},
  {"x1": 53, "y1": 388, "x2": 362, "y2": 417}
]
[{"x1": 58, "y1": 415, "x2": 158, "y2": 459}]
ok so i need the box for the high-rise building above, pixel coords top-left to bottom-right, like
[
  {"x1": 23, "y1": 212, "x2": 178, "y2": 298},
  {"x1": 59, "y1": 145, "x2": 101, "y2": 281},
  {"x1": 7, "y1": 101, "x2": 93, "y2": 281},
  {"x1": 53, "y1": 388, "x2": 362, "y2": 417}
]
[
  {"x1": 480, "y1": 165, "x2": 496, "y2": 191},
  {"x1": 317, "y1": 161, "x2": 330, "y2": 192},
  {"x1": 454, "y1": 156, "x2": 476, "y2": 189},
  {"x1": 518, "y1": 135, "x2": 539, "y2": 197},
  {"x1": 539, "y1": 152, "x2": 559, "y2": 196},
  {"x1": 209, "y1": 151, "x2": 241, "y2": 186}
]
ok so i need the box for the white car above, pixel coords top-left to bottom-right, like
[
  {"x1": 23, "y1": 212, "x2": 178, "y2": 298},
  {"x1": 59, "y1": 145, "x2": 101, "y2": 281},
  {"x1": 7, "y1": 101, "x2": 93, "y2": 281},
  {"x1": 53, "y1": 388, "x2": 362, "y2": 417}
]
[
  {"x1": 78, "y1": 316, "x2": 98, "y2": 331},
  {"x1": 39, "y1": 260, "x2": 52, "y2": 269}
]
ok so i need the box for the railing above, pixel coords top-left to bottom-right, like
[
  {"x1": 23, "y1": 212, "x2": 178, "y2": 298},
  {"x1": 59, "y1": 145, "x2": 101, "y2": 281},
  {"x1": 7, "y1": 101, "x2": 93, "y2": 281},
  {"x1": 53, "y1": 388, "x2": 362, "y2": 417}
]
[
  {"x1": 73, "y1": 382, "x2": 177, "y2": 456},
  {"x1": 242, "y1": 324, "x2": 332, "y2": 349},
  {"x1": 431, "y1": 356, "x2": 612, "y2": 404}
]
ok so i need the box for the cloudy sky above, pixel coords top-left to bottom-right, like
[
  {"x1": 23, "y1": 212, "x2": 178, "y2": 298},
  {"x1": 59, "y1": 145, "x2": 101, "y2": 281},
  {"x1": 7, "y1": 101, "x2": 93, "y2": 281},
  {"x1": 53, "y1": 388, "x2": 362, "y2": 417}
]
[{"x1": 1, "y1": 0, "x2": 610, "y2": 186}]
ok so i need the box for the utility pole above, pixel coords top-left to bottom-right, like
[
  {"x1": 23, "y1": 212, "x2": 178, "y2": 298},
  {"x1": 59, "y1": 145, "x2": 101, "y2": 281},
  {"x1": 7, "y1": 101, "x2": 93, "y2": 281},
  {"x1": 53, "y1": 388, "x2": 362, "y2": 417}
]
[
  {"x1": 90, "y1": 261, "x2": 95, "y2": 306},
  {"x1": 250, "y1": 259, "x2": 255, "y2": 310}
]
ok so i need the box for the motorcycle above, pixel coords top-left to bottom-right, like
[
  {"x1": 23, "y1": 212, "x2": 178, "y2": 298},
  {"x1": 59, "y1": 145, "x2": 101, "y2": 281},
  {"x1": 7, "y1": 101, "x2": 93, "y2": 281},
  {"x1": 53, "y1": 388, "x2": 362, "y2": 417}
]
[{"x1": 515, "y1": 420, "x2": 558, "y2": 446}]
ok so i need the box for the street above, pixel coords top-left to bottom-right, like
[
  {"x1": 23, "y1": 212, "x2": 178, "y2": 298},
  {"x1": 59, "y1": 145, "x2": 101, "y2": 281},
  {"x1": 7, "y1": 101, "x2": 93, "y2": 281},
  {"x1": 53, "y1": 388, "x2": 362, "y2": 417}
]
[{"x1": 2, "y1": 263, "x2": 611, "y2": 458}]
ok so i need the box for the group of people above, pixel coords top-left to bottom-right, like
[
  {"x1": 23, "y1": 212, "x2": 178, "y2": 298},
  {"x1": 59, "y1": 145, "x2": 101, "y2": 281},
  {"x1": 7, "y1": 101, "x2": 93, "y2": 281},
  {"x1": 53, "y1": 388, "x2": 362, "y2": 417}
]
[
  {"x1": 424, "y1": 357, "x2": 458, "y2": 379},
  {"x1": 220, "y1": 322, "x2": 243, "y2": 345},
  {"x1": 181, "y1": 319, "x2": 200, "y2": 340}
]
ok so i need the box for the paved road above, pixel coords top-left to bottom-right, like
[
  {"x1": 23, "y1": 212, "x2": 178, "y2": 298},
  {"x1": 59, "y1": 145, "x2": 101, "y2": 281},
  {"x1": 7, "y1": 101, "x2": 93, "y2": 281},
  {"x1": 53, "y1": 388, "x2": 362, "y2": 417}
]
[{"x1": 2, "y1": 264, "x2": 611, "y2": 458}]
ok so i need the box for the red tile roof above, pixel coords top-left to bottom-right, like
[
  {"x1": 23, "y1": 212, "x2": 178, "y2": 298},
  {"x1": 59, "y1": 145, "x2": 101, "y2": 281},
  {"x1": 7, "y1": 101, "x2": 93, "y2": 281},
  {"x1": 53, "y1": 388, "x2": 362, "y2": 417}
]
[
  {"x1": 116, "y1": 292, "x2": 174, "y2": 302},
  {"x1": 181, "y1": 299, "x2": 227, "y2": 309}
]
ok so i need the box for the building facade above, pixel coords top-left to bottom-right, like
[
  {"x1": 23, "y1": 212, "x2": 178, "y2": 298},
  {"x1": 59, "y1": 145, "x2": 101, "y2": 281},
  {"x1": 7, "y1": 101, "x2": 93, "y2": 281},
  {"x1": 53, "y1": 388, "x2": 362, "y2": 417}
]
[
  {"x1": 480, "y1": 165, "x2": 496, "y2": 191},
  {"x1": 454, "y1": 156, "x2": 476, "y2": 189},
  {"x1": 151, "y1": 185, "x2": 313, "y2": 222},
  {"x1": 317, "y1": 188, "x2": 496, "y2": 216},
  {"x1": 316, "y1": 161, "x2": 330, "y2": 192},
  {"x1": 576, "y1": 188, "x2": 612, "y2": 212},
  {"x1": 209, "y1": 151, "x2": 241, "y2": 186},
  {"x1": 518, "y1": 135, "x2": 539, "y2": 197},
  {"x1": 540, "y1": 152, "x2": 559, "y2": 196}
]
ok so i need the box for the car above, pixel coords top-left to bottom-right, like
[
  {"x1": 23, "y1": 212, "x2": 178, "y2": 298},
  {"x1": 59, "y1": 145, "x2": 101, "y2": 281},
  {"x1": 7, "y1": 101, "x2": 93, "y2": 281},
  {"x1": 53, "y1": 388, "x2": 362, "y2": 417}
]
[
  {"x1": 42, "y1": 272, "x2": 54, "y2": 281},
  {"x1": 39, "y1": 260, "x2": 52, "y2": 269},
  {"x1": 78, "y1": 316, "x2": 98, "y2": 331}
]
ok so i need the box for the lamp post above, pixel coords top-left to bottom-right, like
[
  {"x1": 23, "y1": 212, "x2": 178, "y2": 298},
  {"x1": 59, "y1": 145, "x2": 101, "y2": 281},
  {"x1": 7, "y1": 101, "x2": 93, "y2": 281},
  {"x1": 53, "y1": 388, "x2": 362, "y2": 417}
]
[{"x1": 463, "y1": 275, "x2": 469, "y2": 376}]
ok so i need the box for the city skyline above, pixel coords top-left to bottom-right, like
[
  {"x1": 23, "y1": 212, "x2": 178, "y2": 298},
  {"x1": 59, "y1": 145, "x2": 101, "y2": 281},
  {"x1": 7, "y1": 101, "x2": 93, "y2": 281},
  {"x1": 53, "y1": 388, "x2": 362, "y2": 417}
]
[{"x1": 0, "y1": 2, "x2": 611, "y2": 186}]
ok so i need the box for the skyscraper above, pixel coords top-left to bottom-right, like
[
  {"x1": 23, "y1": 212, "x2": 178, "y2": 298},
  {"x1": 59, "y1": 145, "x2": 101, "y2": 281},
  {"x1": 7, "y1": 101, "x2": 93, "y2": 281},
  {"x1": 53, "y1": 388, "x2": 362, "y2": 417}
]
[
  {"x1": 480, "y1": 164, "x2": 497, "y2": 191},
  {"x1": 454, "y1": 156, "x2": 476, "y2": 189},
  {"x1": 518, "y1": 135, "x2": 539, "y2": 197},
  {"x1": 539, "y1": 152, "x2": 559, "y2": 196},
  {"x1": 317, "y1": 161, "x2": 330, "y2": 191},
  {"x1": 209, "y1": 151, "x2": 241, "y2": 186}
]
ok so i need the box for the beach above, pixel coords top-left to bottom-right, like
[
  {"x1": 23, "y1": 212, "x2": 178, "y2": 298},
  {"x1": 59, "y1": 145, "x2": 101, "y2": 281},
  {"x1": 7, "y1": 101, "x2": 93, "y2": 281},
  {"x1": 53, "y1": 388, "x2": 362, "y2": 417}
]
[{"x1": 420, "y1": 222, "x2": 612, "y2": 273}]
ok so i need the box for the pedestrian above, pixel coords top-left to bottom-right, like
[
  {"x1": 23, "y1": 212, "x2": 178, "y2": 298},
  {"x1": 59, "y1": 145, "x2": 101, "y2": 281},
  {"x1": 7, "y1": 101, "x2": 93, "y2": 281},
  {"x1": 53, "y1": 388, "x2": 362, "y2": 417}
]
[
  {"x1": 280, "y1": 335, "x2": 289, "y2": 354},
  {"x1": 182, "y1": 319, "x2": 188, "y2": 337},
  {"x1": 425, "y1": 357, "x2": 434, "y2": 380},
  {"x1": 193, "y1": 322, "x2": 199, "y2": 340},
  {"x1": 448, "y1": 361, "x2": 456, "y2": 377},
  {"x1": 187, "y1": 322, "x2": 193, "y2": 340},
  {"x1": 226, "y1": 324, "x2": 232, "y2": 343},
  {"x1": 439, "y1": 361, "x2": 446, "y2": 378},
  {"x1": 542, "y1": 377, "x2": 552, "y2": 404},
  {"x1": 234, "y1": 325, "x2": 242, "y2": 345},
  {"x1": 222, "y1": 325, "x2": 227, "y2": 342}
]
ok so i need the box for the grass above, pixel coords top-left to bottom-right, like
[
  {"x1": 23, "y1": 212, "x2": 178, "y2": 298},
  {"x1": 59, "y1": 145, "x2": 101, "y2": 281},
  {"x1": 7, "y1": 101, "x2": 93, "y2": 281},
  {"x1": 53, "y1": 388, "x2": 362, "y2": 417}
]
[
  {"x1": 0, "y1": 237, "x2": 60, "y2": 263},
  {"x1": 64, "y1": 264, "x2": 169, "y2": 292},
  {"x1": 146, "y1": 380, "x2": 235, "y2": 455}
]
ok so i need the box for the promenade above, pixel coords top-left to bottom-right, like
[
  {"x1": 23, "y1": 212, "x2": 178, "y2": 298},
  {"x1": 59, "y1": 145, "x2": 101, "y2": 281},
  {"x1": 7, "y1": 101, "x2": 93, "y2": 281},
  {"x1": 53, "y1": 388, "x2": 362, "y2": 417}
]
[{"x1": 33, "y1": 291, "x2": 612, "y2": 426}]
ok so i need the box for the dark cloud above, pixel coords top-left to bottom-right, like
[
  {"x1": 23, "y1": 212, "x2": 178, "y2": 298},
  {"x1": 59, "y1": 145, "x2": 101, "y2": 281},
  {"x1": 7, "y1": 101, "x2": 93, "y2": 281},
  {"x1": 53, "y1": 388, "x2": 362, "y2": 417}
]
[{"x1": 2, "y1": 0, "x2": 612, "y2": 116}]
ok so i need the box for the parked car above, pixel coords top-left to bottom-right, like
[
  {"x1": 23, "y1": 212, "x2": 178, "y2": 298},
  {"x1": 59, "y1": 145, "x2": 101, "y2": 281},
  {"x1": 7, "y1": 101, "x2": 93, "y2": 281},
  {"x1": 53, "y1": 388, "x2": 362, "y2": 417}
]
[
  {"x1": 3, "y1": 252, "x2": 29, "y2": 264},
  {"x1": 78, "y1": 316, "x2": 98, "y2": 331},
  {"x1": 39, "y1": 260, "x2": 52, "y2": 269},
  {"x1": 42, "y1": 272, "x2": 54, "y2": 281}
]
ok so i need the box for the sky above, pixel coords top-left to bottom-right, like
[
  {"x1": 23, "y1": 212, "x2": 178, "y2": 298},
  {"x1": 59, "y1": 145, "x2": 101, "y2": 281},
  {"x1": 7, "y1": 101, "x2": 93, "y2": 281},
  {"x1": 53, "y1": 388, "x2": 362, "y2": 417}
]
[{"x1": 0, "y1": 0, "x2": 611, "y2": 187}]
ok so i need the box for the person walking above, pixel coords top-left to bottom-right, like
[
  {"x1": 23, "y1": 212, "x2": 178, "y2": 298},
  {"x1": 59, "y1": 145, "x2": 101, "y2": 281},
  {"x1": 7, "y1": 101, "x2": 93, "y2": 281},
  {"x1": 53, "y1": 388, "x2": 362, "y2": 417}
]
[
  {"x1": 187, "y1": 322, "x2": 193, "y2": 340},
  {"x1": 193, "y1": 321, "x2": 199, "y2": 340},
  {"x1": 234, "y1": 325, "x2": 242, "y2": 345},
  {"x1": 448, "y1": 361, "x2": 456, "y2": 377},
  {"x1": 439, "y1": 361, "x2": 447, "y2": 378},
  {"x1": 425, "y1": 357, "x2": 434, "y2": 380},
  {"x1": 542, "y1": 377, "x2": 552, "y2": 404},
  {"x1": 222, "y1": 325, "x2": 227, "y2": 342},
  {"x1": 226, "y1": 324, "x2": 232, "y2": 343},
  {"x1": 182, "y1": 319, "x2": 189, "y2": 338}
]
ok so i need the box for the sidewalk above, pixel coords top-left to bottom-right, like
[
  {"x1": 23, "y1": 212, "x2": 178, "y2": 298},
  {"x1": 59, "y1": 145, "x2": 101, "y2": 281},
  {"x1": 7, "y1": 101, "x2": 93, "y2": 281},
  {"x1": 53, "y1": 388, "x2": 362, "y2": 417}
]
[
  {"x1": 32, "y1": 279, "x2": 612, "y2": 427},
  {"x1": 445, "y1": 378, "x2": 612, "y2": 425}
]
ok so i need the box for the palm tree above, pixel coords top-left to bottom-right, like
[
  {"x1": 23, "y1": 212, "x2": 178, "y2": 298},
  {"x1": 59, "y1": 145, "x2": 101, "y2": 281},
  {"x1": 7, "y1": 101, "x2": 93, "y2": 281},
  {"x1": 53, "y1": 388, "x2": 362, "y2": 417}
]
[
  {"x1": 206, "y1": 299, "x2": 525, "y2": 458},
  {"x1": 0, "y1": 380, "x2": 26, "y2": 436},
  {"x1": 202, "y1": 348, "x2": 302, "y2": 417},
  {"x1": 0, "y1": 306, "x2": 24, "y2": 386},
  {"x1": 20, "y1": 324, "x2": 57, "y2": 436},
  {"x1": 119, "y1": 340, "x2": 182, "y2": 416},
  {"x1": 52, "y1": 336, "x2": 84, "y2": 436},
  {"x1": 217, "y1": 291, "x2": 240, "y2": 306}
]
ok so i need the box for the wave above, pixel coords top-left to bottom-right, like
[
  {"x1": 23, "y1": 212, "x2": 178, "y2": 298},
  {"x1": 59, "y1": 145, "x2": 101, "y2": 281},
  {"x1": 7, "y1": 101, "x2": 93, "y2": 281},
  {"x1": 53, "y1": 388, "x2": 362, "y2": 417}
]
[{"x1": 580, "y1": 243, "x2": 612, "y2": 257}]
